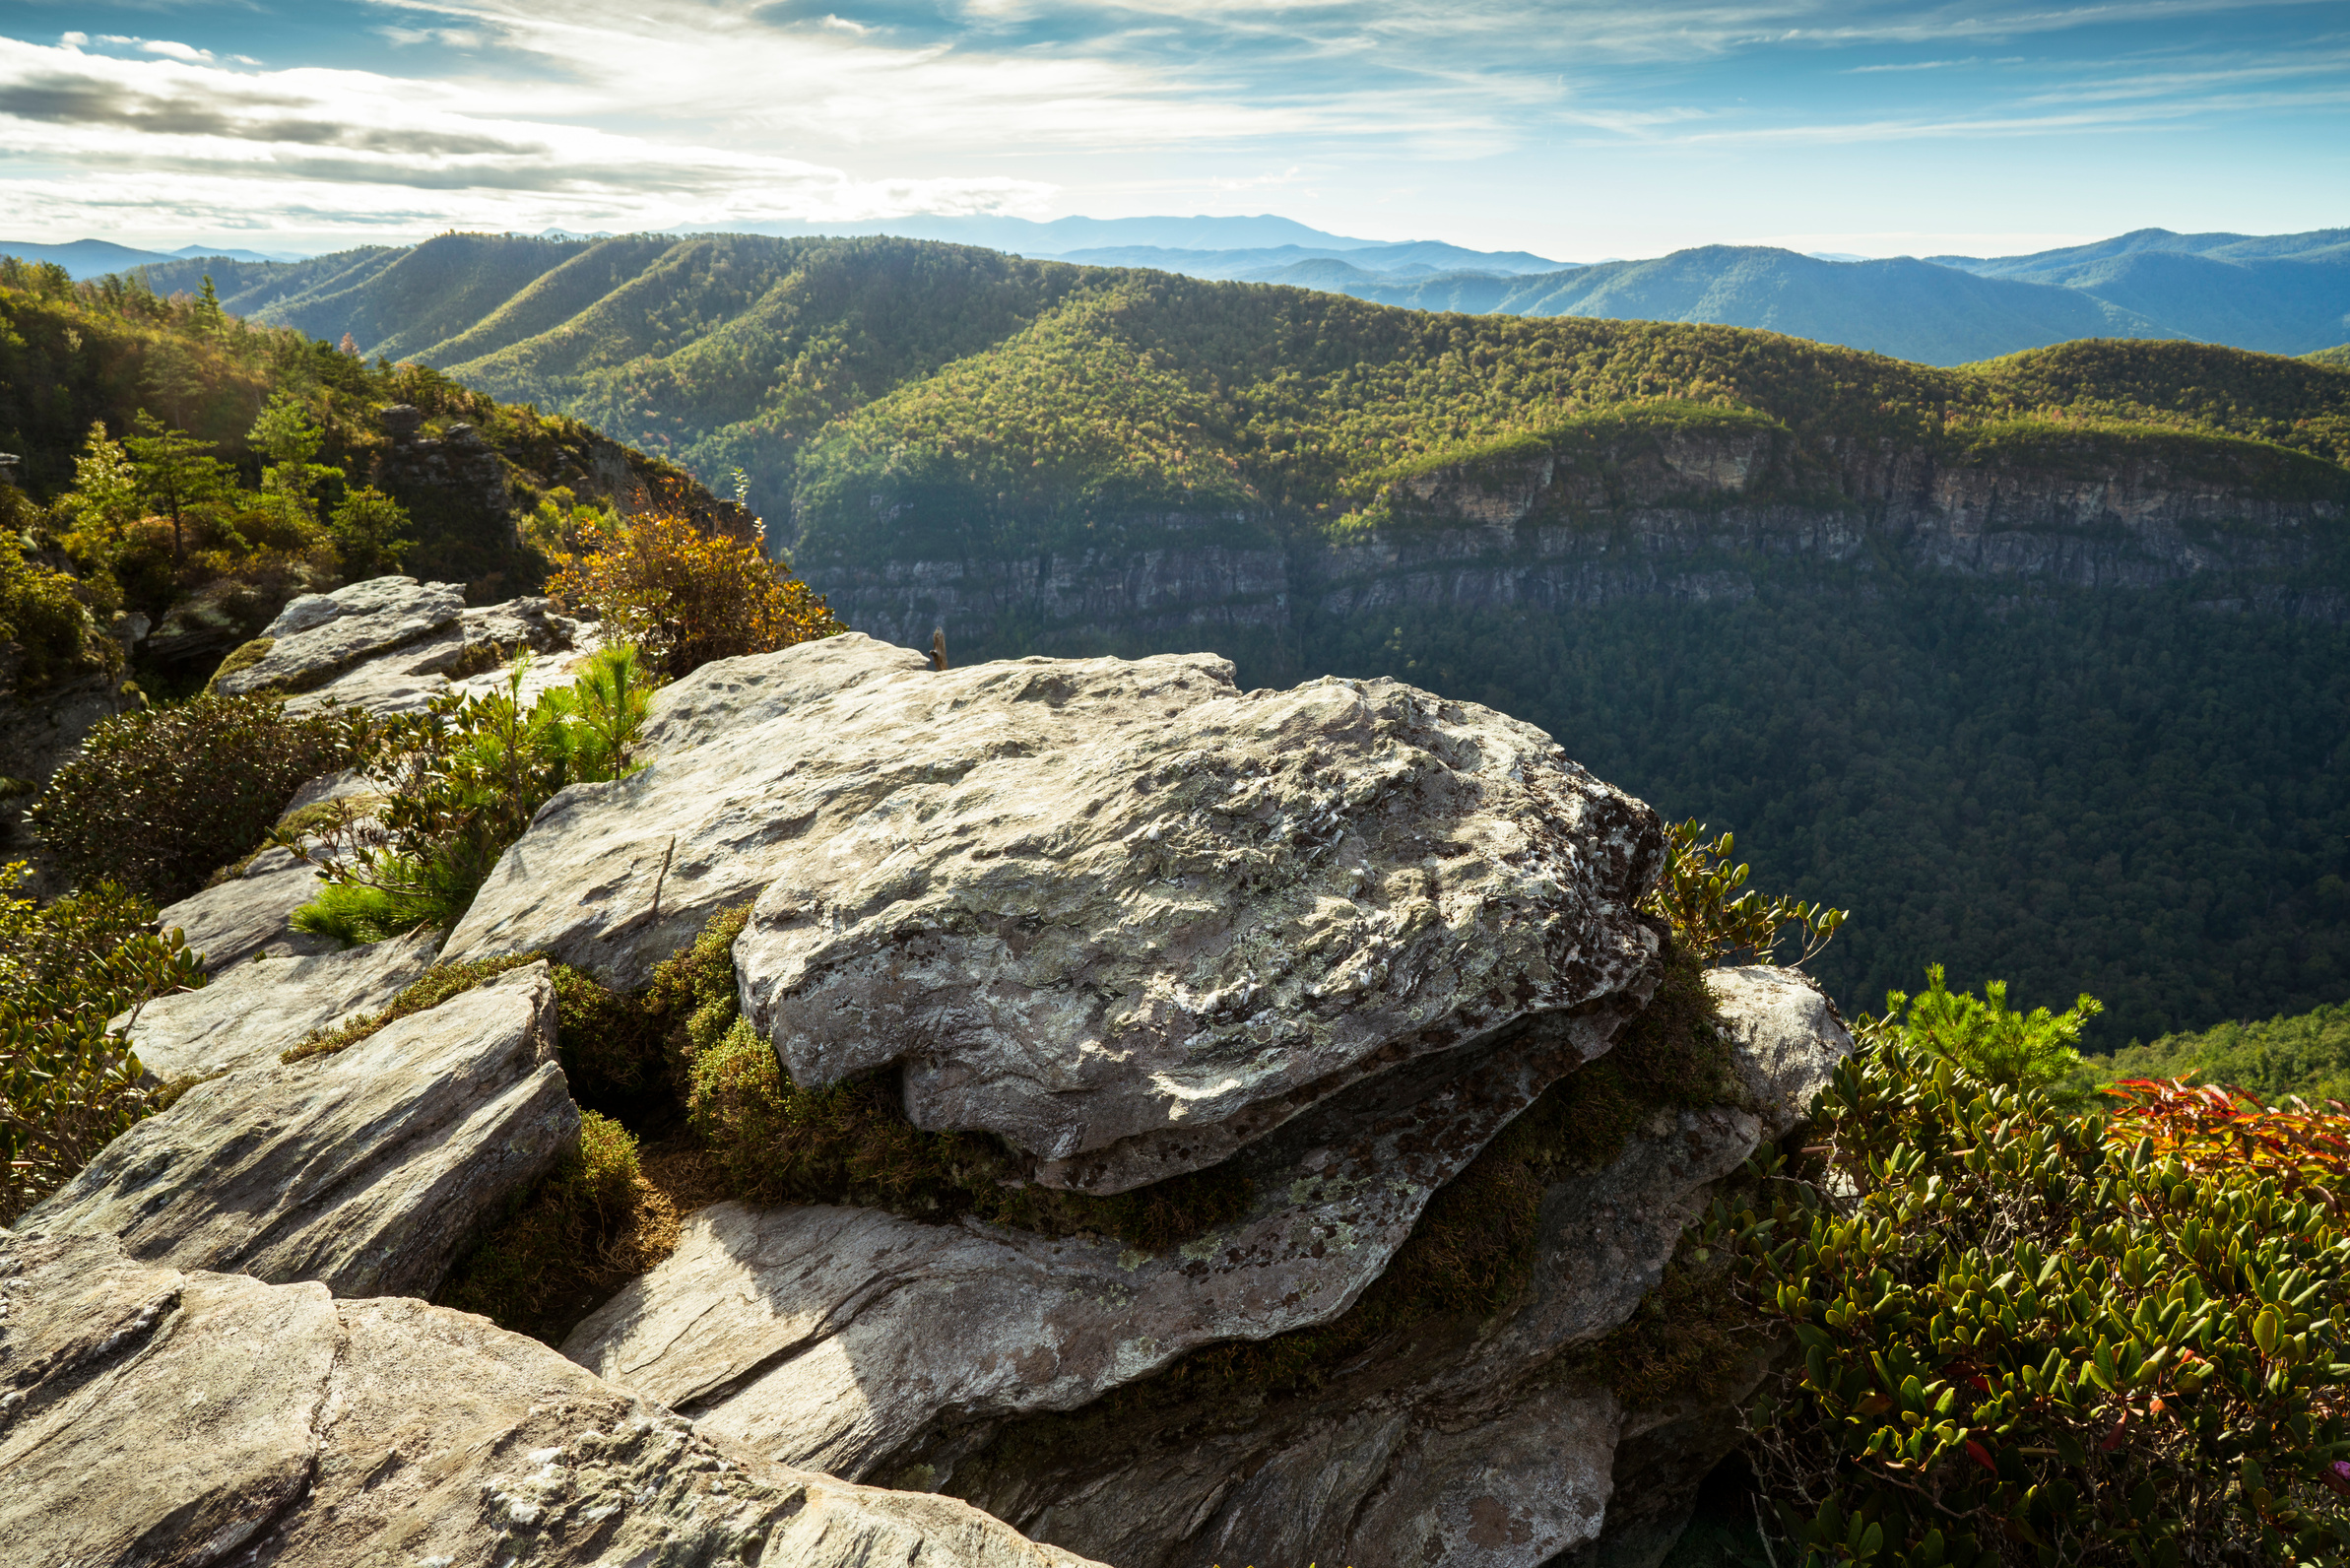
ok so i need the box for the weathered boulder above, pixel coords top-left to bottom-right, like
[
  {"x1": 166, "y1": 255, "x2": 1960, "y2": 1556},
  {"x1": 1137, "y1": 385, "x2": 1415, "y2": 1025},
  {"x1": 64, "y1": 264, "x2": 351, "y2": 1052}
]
[
  {"x1": 281, "y1": 593, "x2": 592, "y2": 718},
  {"x1": 27, "y1": 963, "x2": 573, "y2": 1299},
  {"x1": 153, "y1": 842, "x2": 335, "y2": 972},
  {"x1": 928, "y1": 967, "x2": 1853, "y2": 1568},
  {"x1": 449, "y1": 634, "x2": 1665, "y2": 1192},
  {"x1": 0, "y1": 1231, "x2": 1104, "y2": 1568},
  {"x1": 123, "y1": 931, "x2": 437, "y2": 1084},
  {"x1": 217, "y1": 575, "x2": 465, "y2": 697},
  {"x1": 564, "y1": 988, "x2": 1649, "y2": 1479}
]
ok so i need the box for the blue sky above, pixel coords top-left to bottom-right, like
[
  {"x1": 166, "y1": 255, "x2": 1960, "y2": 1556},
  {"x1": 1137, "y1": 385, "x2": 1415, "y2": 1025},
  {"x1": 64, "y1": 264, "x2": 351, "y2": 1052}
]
[{"x1": 1, "y1": 0, "x2": 2343, "y2": 259}]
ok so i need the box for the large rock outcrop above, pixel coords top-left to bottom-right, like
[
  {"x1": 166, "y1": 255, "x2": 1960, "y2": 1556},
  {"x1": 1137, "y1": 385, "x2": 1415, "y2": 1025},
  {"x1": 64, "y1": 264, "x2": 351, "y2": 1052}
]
[
  {"x1": 0, "y1": 1230, "x2": 1103, "y2": 1568},
  {"x1": 448, "y1": 633, "x2": 1665, "y2": 1193},
  {"x1": 927, "y1": 966, "x2": 1853, "y2": 1568},
  {"x1": 13, "y1": 624, "x2": 1855, "y2": 1565},
  {"x1": 28, "y1": 963, "x2": 572, "y2": 1299},
  {"x1": 565, "y1": 985, "x2": 1646, "y2": 1479}
]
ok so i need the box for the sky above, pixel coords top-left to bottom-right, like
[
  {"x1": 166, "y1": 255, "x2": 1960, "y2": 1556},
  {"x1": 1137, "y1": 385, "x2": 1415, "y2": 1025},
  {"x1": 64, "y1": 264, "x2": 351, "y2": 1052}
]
[{"x1": 0, "y1": 0, "x2": 2344, "y2": 262}]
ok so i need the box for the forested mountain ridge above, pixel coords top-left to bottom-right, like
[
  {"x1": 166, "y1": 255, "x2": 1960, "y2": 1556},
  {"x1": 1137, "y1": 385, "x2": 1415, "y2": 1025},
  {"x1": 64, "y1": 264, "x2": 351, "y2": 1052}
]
[
  {"x1": 74, "y1": 234, "x2": 2350, "y2": 1048},
  {"x1": 0, "y1": 256, "x2": 741, "y2": 861}
]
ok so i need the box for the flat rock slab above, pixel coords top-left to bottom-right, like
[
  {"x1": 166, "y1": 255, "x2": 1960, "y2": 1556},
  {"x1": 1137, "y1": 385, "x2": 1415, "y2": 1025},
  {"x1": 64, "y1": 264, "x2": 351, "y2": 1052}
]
[
  {"x1": 562, "y1": 989, "x2": 1648, "y2": 1481},
  {"x1": 219, "y1": 575, "x2": 464, "y2": 697},
  {"x1": 156, "y1": 843, "x2": 336, "y2": 972},
  {"x1": 449, "y1": 633, "x2": 1664, "y2": 1190},
  {"x1": 0, "y1": 1231, "x2": 1103, "y2": 1568},
  {"x1": 284, "y1": 597, "x2": 591, "y2": 719},
  {"x1": 122, "y1": 931, "x2": 438, "y2": 1083},
  {"x1": 28, "y1": 963, "x2": 574, "y2": 1300}
]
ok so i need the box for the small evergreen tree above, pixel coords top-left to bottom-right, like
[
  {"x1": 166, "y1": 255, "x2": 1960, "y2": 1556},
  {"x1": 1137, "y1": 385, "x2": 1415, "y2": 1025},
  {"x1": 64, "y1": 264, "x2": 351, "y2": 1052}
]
[
  {"x1": 54, "y1": 422, "x2": 143, "y2": 576},
  {"x1": 1870, "y1": 964, "x2": 2105, "y2": 1093},
  {"x1": 245, "y1": 391, "x2": 343, "y2": 530},
  {"x1": 326, "y1": 486, "x2": 415, "y2": 575},
  {"x1": 123, "y1": 412, "x2": 233, "y2": 563}
]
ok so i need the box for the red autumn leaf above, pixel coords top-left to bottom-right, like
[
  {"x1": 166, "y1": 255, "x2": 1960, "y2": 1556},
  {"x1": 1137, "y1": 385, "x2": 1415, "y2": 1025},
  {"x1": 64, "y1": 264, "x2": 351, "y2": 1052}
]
[{"x1": 1966, "y1": 1439, "x2": 1998, "y2": 1473}]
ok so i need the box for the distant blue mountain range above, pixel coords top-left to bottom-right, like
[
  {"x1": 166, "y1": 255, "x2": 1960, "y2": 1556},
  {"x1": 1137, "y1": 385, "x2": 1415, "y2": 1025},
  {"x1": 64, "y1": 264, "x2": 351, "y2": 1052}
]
[
  {"x1": 0, "y1": 237, "x2": 312, "y2": 276},
  {"x1": 6, "y1": 219, "x2": 2344, "y2": 366}
]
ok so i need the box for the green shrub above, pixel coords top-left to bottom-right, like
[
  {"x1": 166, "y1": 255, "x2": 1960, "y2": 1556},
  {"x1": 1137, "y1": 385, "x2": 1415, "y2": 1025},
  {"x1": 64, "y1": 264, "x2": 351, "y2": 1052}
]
[
  {"x1": 1725, "y1": 1035, "x2": 2350, "y2": 1565},
  {"x1": 286, "y1": 644, "x2": 652, "y2": 941},
  {"x1": 549, "y1": 512, "x2": 842, "y2": 682},
  {"x1": 0, "y1": 526, "x2": 111, "y2": 690},
  {"x1": 1869, "y1": 963, "x2": 2105, "y2": 1097},
  {"x1": 28, "y1": 691, "x2": 364, "y2": 902},
  {"x1": 0, "y1": 865, "x2": 206, "y2": 1221},
  {"x1": 1647, "y1": 818, "x2": 1846, "y2": 967},
  {"x1": 437, "y1": 1110, "x2": 677, "y2": 1343},
  {"x1": 548, "y1": 962, "x2": 662, "y2": 1112}
]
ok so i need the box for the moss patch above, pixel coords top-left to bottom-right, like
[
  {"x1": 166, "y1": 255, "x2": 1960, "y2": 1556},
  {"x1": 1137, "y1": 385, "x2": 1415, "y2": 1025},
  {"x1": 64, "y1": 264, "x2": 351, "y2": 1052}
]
[
  {"x1": 1571, "y1": 1249, "x2": 1763, "y2": 1410},
  {"x1": 437, "y1": 1111, "x2": 681, "y2": 1343},
  {"x1": 282, "y1": 951, "x2": 540, "y2": 1063},
  {"x1": 204, "y1": 636, "x2": 275, "y2": 691}
]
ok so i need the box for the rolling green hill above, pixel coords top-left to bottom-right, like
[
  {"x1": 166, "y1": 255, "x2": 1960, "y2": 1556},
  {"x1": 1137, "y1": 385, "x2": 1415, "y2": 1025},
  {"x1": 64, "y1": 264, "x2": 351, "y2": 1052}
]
[{"x1": 107, "y1": 234, "x2": 2350, "y2": 1045}]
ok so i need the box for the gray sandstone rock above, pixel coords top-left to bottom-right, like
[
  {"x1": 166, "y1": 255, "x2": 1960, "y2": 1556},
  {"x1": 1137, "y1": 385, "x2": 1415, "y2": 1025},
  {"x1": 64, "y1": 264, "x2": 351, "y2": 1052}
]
[
  {"x1": 562, "y1": 989, "x2": 1649, "y2": 1480},
  {"x1": 122, "y1": 931, "x2": 437, "y2": 1084},
  {"x1": 154, "y1": 842, "x2": 336, "y2": 972},
  {"x1": 0, "y1": 1231, "x2": 1104, "y2": 1568},
  {"x1": 276, "y1": 594, "x2": 589, "y2": 719},
  {"x1": 27, "y1": 963, "x2": 574, "y2": 1299},
  {"x1": 934, "y1": 966, "x2": 1853, "y2": 1568},
  {"x1": 449, "y1": 634, "x2": 1665, "y2": 1191},
  {"x1": 216, "y1": 575, "x2": 464, "y2": 697}
]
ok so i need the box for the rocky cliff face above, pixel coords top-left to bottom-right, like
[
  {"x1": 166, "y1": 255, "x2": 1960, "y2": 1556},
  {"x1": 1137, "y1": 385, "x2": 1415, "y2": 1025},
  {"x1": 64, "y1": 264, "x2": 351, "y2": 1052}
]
[
  {"x1": 8, "y1": 608, "x2": 1855, "y2": 1566},
  {"x1": 803, "y1": 425, "x2": 2350, "y2": 655}
]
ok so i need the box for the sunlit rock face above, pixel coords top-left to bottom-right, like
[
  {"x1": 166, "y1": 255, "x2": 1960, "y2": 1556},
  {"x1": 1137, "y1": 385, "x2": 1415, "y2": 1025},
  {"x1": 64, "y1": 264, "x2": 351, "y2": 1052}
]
[
  {"x1": 448, "y1": 632, "x2": 1665, "y2": 1192},
  {"x1": 0, "y1": 1230, "x2": 1106, "y2": 1568}
]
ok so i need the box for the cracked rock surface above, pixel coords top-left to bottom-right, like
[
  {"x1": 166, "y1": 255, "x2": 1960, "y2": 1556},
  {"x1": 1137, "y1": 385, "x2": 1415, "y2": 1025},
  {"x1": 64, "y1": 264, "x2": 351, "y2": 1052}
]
[
  {"x1": 154, "y1": 843, "x2": 337, "y2": 973},
  {"x1": 0, "y1": 1231, "x2": 1104, "y2": 1568},
  {"x1": 217, "y1": 575, "x2": 466, "y2": 698},
  {"x1": 930, "y1": 967, "x2": 1853, "y2": 1568},
  {"x1": 449, "y1": 633, "x2": 1665, "y2": 1192},
  {"x1": 122, "y1": 930, "x2": 437, "y2": 1083},
  {"x1": 562, "y1": 984, "x2": 1652, "y2": 1479},
  {"x1": 28, "y1": 963, "x2": 573, "y2": 1300}
]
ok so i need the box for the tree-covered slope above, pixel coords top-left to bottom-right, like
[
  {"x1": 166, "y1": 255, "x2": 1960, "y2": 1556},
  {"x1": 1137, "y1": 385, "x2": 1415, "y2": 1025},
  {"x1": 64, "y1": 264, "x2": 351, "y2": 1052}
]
[
  {"x1": 2093, "y1": 996, "x2": 2350, "y2": 1104},
  {"x1": 0, "y1": 257, "x2": 728, "y2": 676}
]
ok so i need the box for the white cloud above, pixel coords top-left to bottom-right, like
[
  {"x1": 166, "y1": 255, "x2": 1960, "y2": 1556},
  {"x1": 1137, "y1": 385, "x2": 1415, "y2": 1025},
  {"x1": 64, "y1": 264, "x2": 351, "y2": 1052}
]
[
  {"x1": 0, "y1": 34, "x2": 1055, "y2": 242},
  {"x1": 138, "y1": 40, "x2": 215, "y2": 63}
]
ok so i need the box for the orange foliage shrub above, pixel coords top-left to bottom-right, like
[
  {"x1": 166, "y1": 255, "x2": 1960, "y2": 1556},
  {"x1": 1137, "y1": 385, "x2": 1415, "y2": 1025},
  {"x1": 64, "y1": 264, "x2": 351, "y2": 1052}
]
[
  {"x1": 2106, "y1": 1076, "x2": 2350, "y2": 1209},
  {"x1": 548, "y1": 513, "x2": 845, "y2": 681}
]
